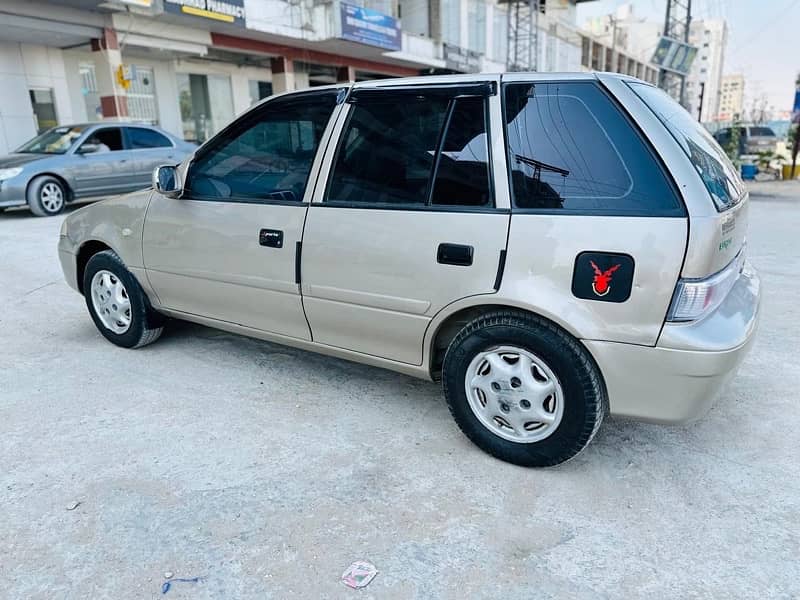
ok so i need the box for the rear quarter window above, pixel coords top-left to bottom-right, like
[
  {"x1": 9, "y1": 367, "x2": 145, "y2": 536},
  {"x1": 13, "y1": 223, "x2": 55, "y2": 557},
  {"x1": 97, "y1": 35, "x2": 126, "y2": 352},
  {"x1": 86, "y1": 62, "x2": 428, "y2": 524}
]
[{"x1": 503, "y1": 81, "x2": 684, "y2": 216}]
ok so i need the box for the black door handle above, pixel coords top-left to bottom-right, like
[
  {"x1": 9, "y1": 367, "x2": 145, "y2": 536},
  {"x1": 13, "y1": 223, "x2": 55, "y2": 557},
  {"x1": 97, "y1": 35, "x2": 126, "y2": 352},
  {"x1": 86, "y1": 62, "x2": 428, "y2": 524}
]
[
  {"x1": 437, "y1": 243, "x2": 473, "y2": 266},
  {"x1": 259, "y1": 229, "x2": 283, "y2": 248}
]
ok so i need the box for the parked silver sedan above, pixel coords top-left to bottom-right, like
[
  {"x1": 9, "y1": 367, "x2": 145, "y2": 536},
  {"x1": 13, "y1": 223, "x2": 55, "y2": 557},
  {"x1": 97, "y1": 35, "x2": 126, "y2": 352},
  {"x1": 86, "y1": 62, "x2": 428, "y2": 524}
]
[{"x1": 0, "y1": 123, "x2": 195, "y2": 216}]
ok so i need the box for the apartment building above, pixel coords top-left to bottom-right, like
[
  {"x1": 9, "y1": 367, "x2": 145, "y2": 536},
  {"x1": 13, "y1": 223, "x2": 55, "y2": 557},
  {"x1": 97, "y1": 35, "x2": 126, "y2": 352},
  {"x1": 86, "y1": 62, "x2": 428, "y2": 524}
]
[
  {"x1": 717, "y1": 74, "x2": 745, "y2": 122},
  {"x1": 683, "y1": 19, "x2": 727, "y2": 123}
]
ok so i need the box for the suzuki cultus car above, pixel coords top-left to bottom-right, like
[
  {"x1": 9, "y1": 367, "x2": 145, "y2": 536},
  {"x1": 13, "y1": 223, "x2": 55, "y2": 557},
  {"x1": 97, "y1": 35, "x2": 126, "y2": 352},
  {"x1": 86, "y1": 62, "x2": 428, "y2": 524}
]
[{"x1": 58, "y1": 73, "x2": 760, "y2": 467}]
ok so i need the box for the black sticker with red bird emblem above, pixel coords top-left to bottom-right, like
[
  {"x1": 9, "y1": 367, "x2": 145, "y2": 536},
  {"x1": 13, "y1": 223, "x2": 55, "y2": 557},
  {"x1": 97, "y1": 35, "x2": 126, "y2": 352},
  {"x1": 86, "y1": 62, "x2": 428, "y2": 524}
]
[{"x1": 572, "y1": 252, "x2": 635, "y2": 303}]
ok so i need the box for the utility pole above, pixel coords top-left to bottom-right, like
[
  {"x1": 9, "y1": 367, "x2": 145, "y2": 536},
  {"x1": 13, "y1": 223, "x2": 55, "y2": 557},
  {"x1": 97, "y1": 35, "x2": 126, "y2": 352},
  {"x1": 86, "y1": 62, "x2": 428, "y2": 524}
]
[
  {"x1": 697, "y1": 81, "x2": 705, "y2": 121},
  {"x1": 658, "y1": 0, "x2": 692, "y2": 106},
  {"x1": 503, "y1": 0, "x2": 540, "y2": 72}
]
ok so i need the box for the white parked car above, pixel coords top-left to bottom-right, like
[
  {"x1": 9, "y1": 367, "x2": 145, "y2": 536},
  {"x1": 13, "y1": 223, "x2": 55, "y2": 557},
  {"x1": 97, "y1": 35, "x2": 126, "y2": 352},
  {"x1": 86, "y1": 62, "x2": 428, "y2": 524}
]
[{"x1": 58, "y1": 73, "x2": 760, "y2": 467}]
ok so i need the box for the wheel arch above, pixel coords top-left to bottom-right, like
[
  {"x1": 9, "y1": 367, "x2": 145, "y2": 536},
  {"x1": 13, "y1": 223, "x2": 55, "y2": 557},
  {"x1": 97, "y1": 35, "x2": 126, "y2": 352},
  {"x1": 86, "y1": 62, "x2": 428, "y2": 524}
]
[
  {"x1": 425, "y1": 299, "x2": 588, "y2": 381},
  {"x1": 75, "y1": 240, "x2": 114, "y2": 295},
  {"x1": 26, "y1": 172, "x2": 74, "y2": 204}
]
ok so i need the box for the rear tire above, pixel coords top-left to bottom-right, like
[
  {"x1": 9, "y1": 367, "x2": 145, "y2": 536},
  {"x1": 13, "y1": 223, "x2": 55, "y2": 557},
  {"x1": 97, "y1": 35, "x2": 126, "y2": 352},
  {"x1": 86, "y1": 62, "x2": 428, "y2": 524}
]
[
  {"x1": 83, "y1": 250, "x2": 164, "y2": 348},
  {"x1": 442, "y1": 310, "x2": 606, "y2": 467},
  {"x1": 27, "y1": 175, "x2": 66, "y2": 217}
]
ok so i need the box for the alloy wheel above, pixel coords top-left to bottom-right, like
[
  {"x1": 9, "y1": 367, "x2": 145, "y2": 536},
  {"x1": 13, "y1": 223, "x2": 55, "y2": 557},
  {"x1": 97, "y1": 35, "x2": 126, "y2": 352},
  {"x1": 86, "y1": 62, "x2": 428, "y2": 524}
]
[{"x1": 40, "y1": 182, "x2": 64, "y2": 213}]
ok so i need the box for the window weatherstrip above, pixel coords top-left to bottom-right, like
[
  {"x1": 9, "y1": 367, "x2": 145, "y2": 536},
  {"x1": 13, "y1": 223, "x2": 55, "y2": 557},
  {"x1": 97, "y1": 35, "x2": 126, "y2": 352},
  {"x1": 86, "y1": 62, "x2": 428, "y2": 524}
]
[{"x1": 348, "y1": 82, "x2": 496, "y2": 103}]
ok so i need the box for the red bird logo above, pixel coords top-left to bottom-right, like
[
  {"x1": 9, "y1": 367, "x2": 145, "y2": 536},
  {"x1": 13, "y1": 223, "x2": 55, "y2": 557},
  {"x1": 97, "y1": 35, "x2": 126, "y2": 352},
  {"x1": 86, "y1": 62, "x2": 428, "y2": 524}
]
[{"x1": 590, "y1": 261, "x2": 621, "y2": 296}]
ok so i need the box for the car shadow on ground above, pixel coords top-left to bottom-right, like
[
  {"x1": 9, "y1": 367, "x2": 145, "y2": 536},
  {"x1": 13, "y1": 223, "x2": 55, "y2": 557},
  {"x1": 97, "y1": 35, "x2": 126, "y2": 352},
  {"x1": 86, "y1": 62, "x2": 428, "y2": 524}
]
[{"x1": 155, "y1": 317, "x2": 674, "y2": 470}]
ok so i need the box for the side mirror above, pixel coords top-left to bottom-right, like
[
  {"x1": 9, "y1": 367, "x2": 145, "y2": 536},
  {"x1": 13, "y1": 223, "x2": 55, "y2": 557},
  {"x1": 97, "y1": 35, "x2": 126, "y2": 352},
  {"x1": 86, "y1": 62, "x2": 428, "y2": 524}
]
[
  {"x1": 152, "y1": 165, "x2": 182, "y2": 198},
  {"x1": 78, "y1": 143, "x2": 99, "y2": 154}
]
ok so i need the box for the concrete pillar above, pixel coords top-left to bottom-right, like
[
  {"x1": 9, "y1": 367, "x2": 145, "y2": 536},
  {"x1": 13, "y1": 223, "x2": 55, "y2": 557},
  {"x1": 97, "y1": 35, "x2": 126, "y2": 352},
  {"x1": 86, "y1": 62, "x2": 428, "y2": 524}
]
[
  {"x1": 336, "y1": 65, "x2": 356, "y2": 83},
  {"x1": 270, "y1": 57, "x2": 294, "y2": 93},
  {"x1": 90, "y1": 28, "x2": 127, "y2": 119}
]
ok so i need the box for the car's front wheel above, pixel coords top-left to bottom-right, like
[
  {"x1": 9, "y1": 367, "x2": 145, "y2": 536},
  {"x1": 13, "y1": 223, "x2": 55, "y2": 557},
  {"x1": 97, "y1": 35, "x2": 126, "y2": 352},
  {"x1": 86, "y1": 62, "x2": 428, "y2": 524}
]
[
  {"x1": 83, "y1": 250, "x2": 164, "y2": 348},
  {"x1": 442, "y1": 310, "x2": 606, "y2": 467},
  {"x1": 27, "y1": 175, "x2": 66, "y2": 217}
]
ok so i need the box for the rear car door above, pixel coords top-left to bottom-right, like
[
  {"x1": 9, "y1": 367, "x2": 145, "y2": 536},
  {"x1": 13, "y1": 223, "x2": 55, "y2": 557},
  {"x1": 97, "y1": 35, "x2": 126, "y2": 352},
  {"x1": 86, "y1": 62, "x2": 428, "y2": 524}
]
[
  {"x1": 142, "y1": 89, "x2": 342, "y2": 339},
  {"x1": 124, "y1": 127, "x2": 180, "y2": 188},
  {"x1": 70, "y1": 126, "x2": 135, "y2": 196},
  {"x1": 301, "y1": 81, "x2": 510, "y2": 365}
]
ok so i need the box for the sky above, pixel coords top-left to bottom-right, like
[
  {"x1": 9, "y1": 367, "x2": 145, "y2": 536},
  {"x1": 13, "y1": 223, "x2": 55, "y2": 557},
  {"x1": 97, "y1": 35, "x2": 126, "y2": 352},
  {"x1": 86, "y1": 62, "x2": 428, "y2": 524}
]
[{"x1": 575, "y1": 0, "x2": 800, "y2": 116}]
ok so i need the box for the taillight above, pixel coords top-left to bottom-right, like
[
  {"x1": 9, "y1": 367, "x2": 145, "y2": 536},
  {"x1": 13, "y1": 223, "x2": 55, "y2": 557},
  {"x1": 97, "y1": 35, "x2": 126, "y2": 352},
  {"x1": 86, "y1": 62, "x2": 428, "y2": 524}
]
[{"x1": 667, "y1": 247, "x2": 746, "y2": 322}]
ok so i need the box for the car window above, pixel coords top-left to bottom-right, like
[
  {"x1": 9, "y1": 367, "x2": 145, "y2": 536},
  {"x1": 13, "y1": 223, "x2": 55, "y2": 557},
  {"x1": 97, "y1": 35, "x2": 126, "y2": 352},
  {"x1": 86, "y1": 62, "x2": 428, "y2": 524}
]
[
  {"x1": 748, "y1": 126, "x2": 775, "y2": 137},
  {"x1": 185, "y1": 91, "x2": 338, "y2": 202},
  {"x1": 82, "y1": 128, "x2": 124, "y2": 152},
  {"x1": 431, "y1": 97, "x2": 491, "y2": 206},
  {"x1": 327, "y1": 94, "x2": 449, "y2": 206},
  {"x1": 504, "y1": 82, "x2": 682, "y2": 214},
  {"x1": 17, "y1": 126, "x2": 86, "y2": 154},
  {"x1": 127, "y1": 127, "x2": 172, "y2": 149},
  {"x1": 630, "y1": 82, "x2": 743, "y2": 211}
]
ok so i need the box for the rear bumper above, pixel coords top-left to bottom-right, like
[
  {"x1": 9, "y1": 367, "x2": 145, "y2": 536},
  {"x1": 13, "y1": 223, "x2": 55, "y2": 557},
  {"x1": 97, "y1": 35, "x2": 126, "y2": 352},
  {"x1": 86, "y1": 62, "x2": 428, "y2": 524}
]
[{"x1": 585, "y1": 261, "x2": 761, "y2": 423}]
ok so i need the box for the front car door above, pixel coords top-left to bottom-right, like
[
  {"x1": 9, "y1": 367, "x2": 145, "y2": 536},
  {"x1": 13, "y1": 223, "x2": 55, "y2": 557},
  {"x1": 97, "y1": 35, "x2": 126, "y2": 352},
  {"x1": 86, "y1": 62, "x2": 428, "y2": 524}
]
[
  {"x1": 124, "y1": 126, "x2": 180, "y2": 188},
  {"x1": 70, "y1": 126, "x2": 135, "y2": 196},
  {"x1": 142, "y1": 88, "x2": 344, "y2": 340},
  {"x1": 300, "y1": 79, "x2": 510, "y2": 365}
]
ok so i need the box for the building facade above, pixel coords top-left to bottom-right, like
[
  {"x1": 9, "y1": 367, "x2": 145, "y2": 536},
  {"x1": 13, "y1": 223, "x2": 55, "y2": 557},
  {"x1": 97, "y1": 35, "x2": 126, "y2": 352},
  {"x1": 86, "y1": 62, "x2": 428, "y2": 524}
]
[
  {"x1": 683, "y1": 19, "x2": 727, "y2": 123},
  {"x1": 0, "y1": 0, "x2": 657, "y2": 154},
  {"x1": 717, "y1": 74, "x2": 745, "y2": 122}
]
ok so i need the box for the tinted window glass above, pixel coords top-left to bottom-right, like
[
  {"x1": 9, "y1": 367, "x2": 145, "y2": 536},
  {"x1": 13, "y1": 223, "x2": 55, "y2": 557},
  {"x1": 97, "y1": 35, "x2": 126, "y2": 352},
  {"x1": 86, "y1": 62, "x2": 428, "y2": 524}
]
[
  {"x1": 84, "y1": 128, "x2": 123, "y2": 152},
  {"x1": 504, "y1": 82, "x2": 682, "y2": 214},
  {"x1": 630, "y1": 82, "x2": 743, "y2": 211},
  {"x1": 187, "y1": 91, "x2": 338, "y2": 202},
  {"x1": 127, "y1": 127, "x2": 172, "y2": 149},
  {"x1": 431, "y1": 97, "x2": 491, "y2": 206},
  {"x1": 748, "y1": 126, "x2": 775, "y2": 137},
  {"x1": 327, "y1": 96, "x2": 449, "y2": 205}
]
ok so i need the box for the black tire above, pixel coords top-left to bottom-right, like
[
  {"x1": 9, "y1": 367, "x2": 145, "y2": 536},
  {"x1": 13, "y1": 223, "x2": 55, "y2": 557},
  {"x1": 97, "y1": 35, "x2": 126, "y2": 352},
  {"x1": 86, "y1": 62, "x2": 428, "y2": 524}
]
[
  {"x1": 82, "y1": 250, "x2": 164, "y2": 348},
  {"x1": 442, "y1": 310, "x2": 606, "y2": 467},
  {"x1": 27, "y1": 175, "x2": 67, "y2": 217}
]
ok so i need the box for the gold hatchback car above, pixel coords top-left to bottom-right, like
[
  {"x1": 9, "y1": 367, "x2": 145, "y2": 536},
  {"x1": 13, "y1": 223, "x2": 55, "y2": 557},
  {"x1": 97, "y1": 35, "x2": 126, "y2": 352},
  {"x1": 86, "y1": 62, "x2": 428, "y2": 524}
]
[{"x1": 59, "y1": 73, "x2": 760, "y2": 467}]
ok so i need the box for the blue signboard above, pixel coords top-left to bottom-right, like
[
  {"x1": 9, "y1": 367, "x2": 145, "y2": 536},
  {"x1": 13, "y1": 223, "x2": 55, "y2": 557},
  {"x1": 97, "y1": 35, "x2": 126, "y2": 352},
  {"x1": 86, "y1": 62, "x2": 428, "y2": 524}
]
[{"x1": 340, "y1": 3, "x2": 401, "y2": 51}]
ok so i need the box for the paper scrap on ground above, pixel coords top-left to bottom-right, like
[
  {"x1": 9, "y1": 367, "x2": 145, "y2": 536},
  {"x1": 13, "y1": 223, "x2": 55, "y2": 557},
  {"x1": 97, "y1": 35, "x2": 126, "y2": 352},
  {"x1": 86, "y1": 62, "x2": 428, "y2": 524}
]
[{"x1": 341, "y1": 561, "x2": 378, "y2": 589}]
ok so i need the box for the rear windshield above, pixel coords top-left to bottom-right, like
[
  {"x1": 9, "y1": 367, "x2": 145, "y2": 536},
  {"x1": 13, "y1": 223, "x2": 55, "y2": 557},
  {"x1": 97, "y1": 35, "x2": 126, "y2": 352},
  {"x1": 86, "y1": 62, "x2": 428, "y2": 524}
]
[{"x1": 629, "y1": 82, "x2": 744, "y2": 211}]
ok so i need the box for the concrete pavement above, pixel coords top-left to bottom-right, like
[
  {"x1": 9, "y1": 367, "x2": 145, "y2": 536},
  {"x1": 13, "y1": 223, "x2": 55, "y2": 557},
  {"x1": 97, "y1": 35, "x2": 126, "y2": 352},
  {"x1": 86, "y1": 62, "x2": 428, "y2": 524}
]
[{"x1": 0, "y1": 190, "x2": 798, "y2": 599}]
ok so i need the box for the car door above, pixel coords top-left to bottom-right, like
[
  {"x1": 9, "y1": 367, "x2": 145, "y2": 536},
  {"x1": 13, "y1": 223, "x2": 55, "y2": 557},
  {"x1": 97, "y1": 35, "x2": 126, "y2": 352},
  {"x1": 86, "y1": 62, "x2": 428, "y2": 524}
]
[
  {"x1": 70, "y1": 126, "x2": 136, "y2": 196},
  {"x1": 142, "y1": 89, "x2": 343, "y2": 340},
  {"x1": 124, "y1": 126, "x2": 181, "y2": 188},
  {"x1": 300, "y1": 81, "x2": 510, "y2": 365}
]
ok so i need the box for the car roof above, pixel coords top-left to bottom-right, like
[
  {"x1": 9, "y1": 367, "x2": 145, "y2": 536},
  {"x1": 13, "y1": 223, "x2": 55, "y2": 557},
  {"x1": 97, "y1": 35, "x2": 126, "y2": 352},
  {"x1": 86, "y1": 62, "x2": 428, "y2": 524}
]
[
  {"x1": 352, "y1": 71, "x2": 619, "y2": 89},
  {"x1": 57, "y1": 122, "x2": 166, "y2": 131}
]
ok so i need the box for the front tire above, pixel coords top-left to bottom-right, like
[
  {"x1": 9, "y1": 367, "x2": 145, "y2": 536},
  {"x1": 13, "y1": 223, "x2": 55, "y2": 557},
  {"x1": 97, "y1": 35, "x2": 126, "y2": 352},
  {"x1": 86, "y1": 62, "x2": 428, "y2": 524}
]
[
  {"x1": 442, "y1": 310, "x2": 606, "y2": 467},
  {"x1": 27, "y1": 175, "x2": 66, "y2": 217},
  {"x1": 83, "y1": 250, "x2": 164, "y2": 348}
]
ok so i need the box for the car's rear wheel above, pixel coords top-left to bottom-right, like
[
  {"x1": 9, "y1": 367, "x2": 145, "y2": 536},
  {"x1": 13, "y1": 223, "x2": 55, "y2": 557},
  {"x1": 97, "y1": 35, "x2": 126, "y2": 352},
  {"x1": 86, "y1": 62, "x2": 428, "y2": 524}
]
[
  {"x1": 28, "y1": 175, "x2": 66, "y2": 217},
  {"x1": 83, "y1": 250, "x2": 164, "y2": 348},
  {"x1": 442, "y1": 310, "x2": 606, "y2": 467}
]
